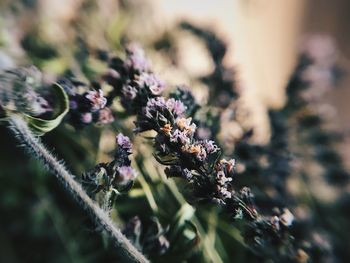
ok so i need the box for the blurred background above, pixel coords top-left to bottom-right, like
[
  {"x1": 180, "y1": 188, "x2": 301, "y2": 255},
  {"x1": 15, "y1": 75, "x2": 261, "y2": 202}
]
[
  {"x1": 2, "y1": 0, "x2": 349, "y2": 141},
  {"x1": 0, "y1": 0, "x2": 350, "y2": 262}
]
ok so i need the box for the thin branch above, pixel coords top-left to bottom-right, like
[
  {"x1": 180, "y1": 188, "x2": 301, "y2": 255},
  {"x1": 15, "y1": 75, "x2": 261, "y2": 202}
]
[{"x1": 8, "y1": 115, "x2": 149, "y2": 263}]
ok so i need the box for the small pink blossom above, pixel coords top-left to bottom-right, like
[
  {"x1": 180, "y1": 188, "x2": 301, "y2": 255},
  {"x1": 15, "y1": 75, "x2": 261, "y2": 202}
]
[{"x1": 85, "y1": 89, "x2": 107, "y2": 112}]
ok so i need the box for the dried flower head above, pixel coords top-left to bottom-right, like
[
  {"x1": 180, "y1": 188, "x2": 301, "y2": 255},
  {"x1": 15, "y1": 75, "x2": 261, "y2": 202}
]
[
  {"x1": 160, "y1": 123, "x2": 172, "y2": 135},
  {"x1": 176, "y1": 117, "x2": 197, "y2": 135},
  {"x1": 170, "y1": 129, "x2": 191, "y2": 145}
]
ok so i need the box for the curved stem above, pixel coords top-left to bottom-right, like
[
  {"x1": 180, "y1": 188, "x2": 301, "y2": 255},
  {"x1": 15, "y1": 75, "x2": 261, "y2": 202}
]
[{"x1": 8, "y1": 115, "x2": 149, "y2": 263}]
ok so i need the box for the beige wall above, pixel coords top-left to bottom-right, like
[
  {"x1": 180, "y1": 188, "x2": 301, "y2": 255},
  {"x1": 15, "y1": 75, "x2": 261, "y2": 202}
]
[
  {"x1": 154, "y1": 0, "x2": 306, "y2": 108},
  {"x1": 152, "y1": 0, "x2": 349, "y2": 155}
]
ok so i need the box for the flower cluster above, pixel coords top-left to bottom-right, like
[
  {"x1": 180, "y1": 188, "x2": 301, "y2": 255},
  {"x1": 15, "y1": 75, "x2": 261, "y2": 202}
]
[
  {"x1": 135, "y1": 97, "x2": 186, "y2": 133},
  {"x1": 147, "y1": 112, "x2": 225, "y2": 189},
  {"x1": 107, "y1": 46, "x2": 236, "y2": 206},
  {"x1": 169, "y1": 87, "x2": 200, "y2": 116},
  {"x1": 58, "y1": 78, "x2": 114, "y2": 127},
  {"x1": 104, "y1": 43, "x2": 167, "y2": 114},
  {"x1": 102, "y1": 42, "x2": 238, "y2": 205},
  {"x1": 213, "y1": 159, "x2": 235, "y2": 202},
  {"x1": 284, "y1": 34, "x2": 347, "y2": 186},
  {"x1": 0, "y1": 66, "x2": 52, "y2": 117},
  {"x1": 82, "y1": 133, "x2": 137, "y2": 208},
  {"x1": 124, "y1": 43, "x2": 151, "y2": 74},
  {"x1": 100, "y1": 43, "x2": 299, "y2": 259}
]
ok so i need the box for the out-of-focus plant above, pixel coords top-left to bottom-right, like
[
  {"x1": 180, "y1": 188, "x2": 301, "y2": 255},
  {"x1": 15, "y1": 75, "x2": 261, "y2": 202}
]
[
  {"x1": 0, "y1": 66, "x2": 69, "y2": 135},
  {"x1": 179, "y1": 23, "x2": 349, "y2": 262},
  {"x1": 58, "y1": 78, "x2": 114, "y2": 128}
]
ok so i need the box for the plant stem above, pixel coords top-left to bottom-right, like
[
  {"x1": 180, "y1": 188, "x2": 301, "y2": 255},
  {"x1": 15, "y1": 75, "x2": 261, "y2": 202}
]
[{"x1": 8, "y1": 115, "x2": 149, "y2": 263}]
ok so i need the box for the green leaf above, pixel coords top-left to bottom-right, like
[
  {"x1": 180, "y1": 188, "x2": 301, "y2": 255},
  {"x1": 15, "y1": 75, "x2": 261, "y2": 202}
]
[
  {"x1": 175, "y1": 203, "x2": 195, "y2": 227},
  {"x1": 24, "y1": 83, "x2": 69, "y2": 135},
  {"x1": 168, "y1": 203, "x2": 195, "y2": 241}
]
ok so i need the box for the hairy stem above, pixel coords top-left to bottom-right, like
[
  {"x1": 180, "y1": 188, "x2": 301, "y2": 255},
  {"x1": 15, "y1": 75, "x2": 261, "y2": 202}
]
[{"x1": 8, "y1": 115, "x2": 149, "y2": 263}]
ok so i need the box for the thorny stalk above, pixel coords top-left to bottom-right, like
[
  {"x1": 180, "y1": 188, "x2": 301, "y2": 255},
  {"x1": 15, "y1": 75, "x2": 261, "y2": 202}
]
[{"x1": 8, "y1": 115, "x2": 149, "y2": 263}]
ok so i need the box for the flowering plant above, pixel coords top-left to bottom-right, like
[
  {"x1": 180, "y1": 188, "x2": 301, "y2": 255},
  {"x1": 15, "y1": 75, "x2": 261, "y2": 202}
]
[{"x1": 0, "y1": 3, "x2": 348, "y2": 263}]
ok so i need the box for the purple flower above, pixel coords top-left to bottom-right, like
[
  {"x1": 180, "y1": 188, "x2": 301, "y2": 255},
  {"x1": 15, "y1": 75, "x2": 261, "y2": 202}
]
[
  {"x1": 219, "y1": 159, "x2": 236, "y2": 174},
  {"x1": 116, "y1": 133, "x2": 132, "y2": 154},
  {"x1": 122, "y1": 85, "x2": 138, "y2": 100},
  {"x1": 217, "y1": 185, "x2": 232, "y2": 200},
  {"x1": 202, "y1": 140, "x2": 219, "y2": 154},
  {"x1": 144, "y1": 97, "x2": 186, "y2": 119},
  {"x1": 182, "y1": 168, "x2": 193, "y2": 180},
  {"x1": 301, "y1": 65, "x2": 334, "y2": 100},
  {"x1": 216, "y1": 170, "x2": 232, "y2": 185},
  {"x1": 301, "y1": 35, "x2": 337, "y2": 66},
  {"x1": 85, "y1": 89, "x2": 107, "y2": 112},
  {"x1": 142, "y1": 97, "x2": 168, "y2": 121},
  {"x1": 176, "y1": 117, "x2": 192, "y2": 130},
  {"x1": 80, "y1": 112, "x2": 93, "y2": 124},
  {"x1": 181, "y1": 143, "x2": 207, "y2": 161},
  {"x1": 164, "y1": 166, "x2": 193, "y2": 180},
  {"x1": 69, "y1": 99, "x2": 78, "y2": 110},
  {"x1": 166, "y1": 98, "x2": 187, "y2": 117},
  {"x1": 147, "y1": 97, "x2": 167, "y2": 109},
  {"x1": 196, "y1": 127, "x2": 212, "y2": 140},
  {"x1": 97, "y1": 108, "x2": 114, "y2": 124},
  {"x1": 125, "y1": 43, "x2": 150, "y2": 73},
  {"x1": 196, "y1": 147, "x2": 207, "y2": 161},
  {"x1": 117, "y1": 166, "x2": 137, "y2": 184},
  {"x1": 170, "y1": 129, "x2": 191, "y2": 145},
  {"x1": 13, "y1": 85, "x2": 52, "y2": 116},
  {"x1": 176, "y1": 117, "x2": 196, "y2": 135},
  {"x1": 137, "y1": 72, "x2": 166, "y2": 95}
]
